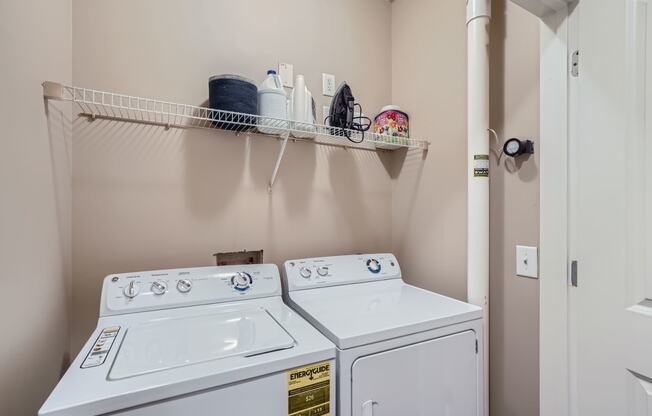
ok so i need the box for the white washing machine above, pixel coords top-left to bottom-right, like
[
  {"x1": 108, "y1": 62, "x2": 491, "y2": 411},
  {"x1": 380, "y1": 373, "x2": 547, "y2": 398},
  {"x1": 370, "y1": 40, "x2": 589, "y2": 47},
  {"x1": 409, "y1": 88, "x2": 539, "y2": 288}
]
[
  {"x1": 282, "y1": 253, "x2": 484, "y2": 416},
  {"x1": 40, "y1": 264, "x2": 336, "y2": 416}
]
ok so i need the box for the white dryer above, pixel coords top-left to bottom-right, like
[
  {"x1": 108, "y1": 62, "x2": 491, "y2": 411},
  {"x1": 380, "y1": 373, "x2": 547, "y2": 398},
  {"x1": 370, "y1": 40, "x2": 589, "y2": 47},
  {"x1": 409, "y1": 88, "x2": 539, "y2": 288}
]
[
  {"x1": 40, "y1": 264, "x2": 335, "y2": 416},
  {"x1": 282, "y1": 253, "x2": 484, "y2": 416}
]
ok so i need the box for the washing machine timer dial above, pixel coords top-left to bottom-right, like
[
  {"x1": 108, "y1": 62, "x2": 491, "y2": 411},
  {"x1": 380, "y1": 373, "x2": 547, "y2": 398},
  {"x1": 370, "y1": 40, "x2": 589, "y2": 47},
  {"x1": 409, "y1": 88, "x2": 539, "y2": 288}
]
[
  {"x1": 151, "y1": 280, "x2": 167, "y2": 295},
  {"x1": 231, "y1": 272, "x2": 253, "y2": 291},
  {"x1": 300, "y1": 267, "x2": 312, "y2": 279},
  {"x1": 176, "y1": 279, "x2": 192, "y2": 293},
  {"x1": 123, "y1": 280, "x2": 140, "y2": 298},
  {"x1": 366, "y1": 259, "x2": 381, "y2": 274}
]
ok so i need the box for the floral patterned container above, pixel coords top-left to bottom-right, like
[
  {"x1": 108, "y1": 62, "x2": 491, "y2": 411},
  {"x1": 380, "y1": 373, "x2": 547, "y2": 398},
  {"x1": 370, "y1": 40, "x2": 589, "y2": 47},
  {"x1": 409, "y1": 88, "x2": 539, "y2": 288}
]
[{"x1": 373, "y1": 105, "x2": 410, "y2": 149}]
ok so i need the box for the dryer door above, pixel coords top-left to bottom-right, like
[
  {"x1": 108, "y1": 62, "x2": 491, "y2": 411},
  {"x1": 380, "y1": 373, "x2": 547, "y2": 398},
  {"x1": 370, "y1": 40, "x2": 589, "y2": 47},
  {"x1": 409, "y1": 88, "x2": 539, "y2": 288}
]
[{"x1": 351, "y1": 330, "x2": 479, "y2": 416}]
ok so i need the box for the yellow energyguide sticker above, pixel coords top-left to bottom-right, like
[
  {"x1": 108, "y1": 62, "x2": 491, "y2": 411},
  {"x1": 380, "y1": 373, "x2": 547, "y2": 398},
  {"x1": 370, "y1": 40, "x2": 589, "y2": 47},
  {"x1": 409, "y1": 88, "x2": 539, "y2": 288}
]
[{"x1": 287, "y1": 361, "x2": 331, "y2": 416}]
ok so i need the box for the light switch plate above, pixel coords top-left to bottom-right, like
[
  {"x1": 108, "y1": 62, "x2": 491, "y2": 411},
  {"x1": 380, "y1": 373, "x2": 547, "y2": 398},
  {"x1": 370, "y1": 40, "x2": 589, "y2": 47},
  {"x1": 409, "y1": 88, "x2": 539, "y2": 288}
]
[
  {"x1": 279, "y1": 63, "x2": 293, "y2": 88},
  {"x1": 322, "y1": 73, "x2": 336, "y2": 96},
  {"x1": 516, "y1": 245, "x2": 538, "y2": 278}
]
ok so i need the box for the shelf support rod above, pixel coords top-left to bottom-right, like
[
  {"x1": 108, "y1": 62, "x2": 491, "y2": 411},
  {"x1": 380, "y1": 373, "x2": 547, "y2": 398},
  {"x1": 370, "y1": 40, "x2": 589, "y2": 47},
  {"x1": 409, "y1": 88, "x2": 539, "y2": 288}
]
[{"x1": 269, "y1": 132, "x2": 290, "y2": 192}]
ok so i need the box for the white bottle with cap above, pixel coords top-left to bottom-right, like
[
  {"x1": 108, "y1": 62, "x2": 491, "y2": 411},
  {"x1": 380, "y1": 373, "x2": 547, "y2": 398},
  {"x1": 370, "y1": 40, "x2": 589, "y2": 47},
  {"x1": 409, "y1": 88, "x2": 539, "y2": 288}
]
[
  {"x1": 257, "y1": 69, "x2": 288, "y2": 135},
  {"x1": 289, "y1": 74, "x2": 317, "y2": 139}
]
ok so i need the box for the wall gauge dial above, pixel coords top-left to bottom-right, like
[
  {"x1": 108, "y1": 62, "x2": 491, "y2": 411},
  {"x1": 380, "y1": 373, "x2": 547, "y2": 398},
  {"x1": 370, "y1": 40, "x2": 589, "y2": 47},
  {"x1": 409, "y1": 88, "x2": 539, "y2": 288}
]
[{"x1": 503, "y1": 138, "x2": 534, "y2": 157}]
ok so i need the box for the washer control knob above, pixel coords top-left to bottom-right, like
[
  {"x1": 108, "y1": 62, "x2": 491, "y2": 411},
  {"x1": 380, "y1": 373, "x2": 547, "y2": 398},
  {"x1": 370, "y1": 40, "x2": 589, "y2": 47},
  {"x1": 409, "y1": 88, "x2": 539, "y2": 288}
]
[
  {"x1": 231, "y1": 272, "x2": 252, "y2": 292},
  {"x1": 151, "y1": 280, "x2": 167, "y2": 295},
  {"x1": 316, "y1": 266, "x2": 329, "y2": 277},
  {"x1": 300, "y1": 267, "x2": 312, "y2": 279},
  {"x1": 123, "y1": 280, "x2": 140, "y2": 298},
  {"x1": 366, "y1": 259, "x2": 381, "y2": 274},
  {"x1": 176, "y1": 279, "x2": 192, "y2": 293}
]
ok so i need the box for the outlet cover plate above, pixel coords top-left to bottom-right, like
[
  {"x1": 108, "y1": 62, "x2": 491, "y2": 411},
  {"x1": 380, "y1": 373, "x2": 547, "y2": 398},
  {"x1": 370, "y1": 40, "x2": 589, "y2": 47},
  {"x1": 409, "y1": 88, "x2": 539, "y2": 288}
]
[
  {"x1": 279, "y1": 63, "x2": 293, "y2": 88},
  {"x1": 516, "y1": 245, "x2": 538, "y2": 278},
  {"x1": 322, "y1": 73, "x2": 336, "y2": 96}
]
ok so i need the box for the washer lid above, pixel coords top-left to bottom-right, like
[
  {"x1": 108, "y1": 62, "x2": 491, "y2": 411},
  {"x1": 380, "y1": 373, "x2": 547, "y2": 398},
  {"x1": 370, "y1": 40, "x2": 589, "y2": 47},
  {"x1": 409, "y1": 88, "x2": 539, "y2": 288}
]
[
  {"x1": 288, "y1": 279, "x2": 483, "y2": 349},
  {"x1": 109, "y1": 308, "x2": 294, "y2": 380}
]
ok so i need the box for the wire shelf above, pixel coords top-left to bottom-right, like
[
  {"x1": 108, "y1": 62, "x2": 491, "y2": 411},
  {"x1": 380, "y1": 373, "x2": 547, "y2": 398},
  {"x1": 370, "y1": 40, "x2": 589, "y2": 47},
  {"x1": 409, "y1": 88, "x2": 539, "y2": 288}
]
[
  {"x1": 42, "y1": 81, "x2": 429, "y2": 151},
  {"x1": 43, "y1": 81, "x2": 429, "y2": 191}
]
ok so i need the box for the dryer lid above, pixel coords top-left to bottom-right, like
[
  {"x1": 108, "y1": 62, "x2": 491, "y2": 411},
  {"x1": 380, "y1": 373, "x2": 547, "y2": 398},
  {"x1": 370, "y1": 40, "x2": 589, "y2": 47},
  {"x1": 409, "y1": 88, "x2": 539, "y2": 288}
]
[
  {"x1": 288, "y1": 279, "x2": 483, "y2": 349},
  {"x1": 109, "y1": 308, "x2": 294, "y2": 380}
]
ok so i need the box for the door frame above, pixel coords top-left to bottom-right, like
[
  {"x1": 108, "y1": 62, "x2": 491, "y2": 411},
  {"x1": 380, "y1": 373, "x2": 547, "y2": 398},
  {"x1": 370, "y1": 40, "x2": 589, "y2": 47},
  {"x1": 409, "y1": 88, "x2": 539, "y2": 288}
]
[{"x1": 538, "y1": 5, "x2": 573, "y2": 416}]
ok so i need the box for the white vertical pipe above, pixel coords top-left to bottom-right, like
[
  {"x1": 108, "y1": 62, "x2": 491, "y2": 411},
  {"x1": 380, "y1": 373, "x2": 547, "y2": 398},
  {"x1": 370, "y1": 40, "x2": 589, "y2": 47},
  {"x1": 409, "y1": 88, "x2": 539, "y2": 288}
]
[{"x1": 466, "y1": 1, "x2": 490, "y2": 415}]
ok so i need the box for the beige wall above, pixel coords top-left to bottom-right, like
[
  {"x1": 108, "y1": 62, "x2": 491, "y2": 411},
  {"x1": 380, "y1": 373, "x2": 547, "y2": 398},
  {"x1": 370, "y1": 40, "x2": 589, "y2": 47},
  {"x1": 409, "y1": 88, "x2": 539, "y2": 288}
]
[
  {"x1": 70, "y1": 0, "x2": 395, "y2": 353},
  {"x1": 489, "y1": 1, "x2": 540, "y2": 415},
  {"x1": 0, "y1": 1, "x2": 72, "y2": 415},
  {"x1": 391, "y1": 0, "x2": 540, "y2": 415},
  {"x1": 390, "y1": 0, "x2": 469, "y2": 301}
]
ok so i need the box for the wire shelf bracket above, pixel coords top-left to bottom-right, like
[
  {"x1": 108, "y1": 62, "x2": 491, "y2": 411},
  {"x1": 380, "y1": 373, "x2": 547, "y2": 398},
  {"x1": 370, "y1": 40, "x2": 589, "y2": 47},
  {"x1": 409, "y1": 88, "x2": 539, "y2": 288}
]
[
  {"x1": 269, "y1": 132, "x2": 290, "y2": 192},
  {"x1": 42, "y1": 81, "x2": 430, "y2": 191}
]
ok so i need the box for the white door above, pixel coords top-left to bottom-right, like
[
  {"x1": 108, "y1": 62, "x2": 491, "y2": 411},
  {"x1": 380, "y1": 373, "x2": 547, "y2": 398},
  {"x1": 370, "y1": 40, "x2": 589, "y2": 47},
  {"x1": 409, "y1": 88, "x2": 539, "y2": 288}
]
[
  {"x1": 570, "y1": 0, "x2": 652, "y2": 414},
  {"x1": 350, "y1": 331, "x2": 479, "y2": 416}
]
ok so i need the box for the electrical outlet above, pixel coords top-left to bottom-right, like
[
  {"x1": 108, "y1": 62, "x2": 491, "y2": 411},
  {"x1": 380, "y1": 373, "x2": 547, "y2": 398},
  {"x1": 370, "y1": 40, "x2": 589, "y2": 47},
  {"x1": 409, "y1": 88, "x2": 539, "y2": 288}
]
[
  {"x1": 516, "y1": 245, "x2": 538, "y2": 278},
  {"x1": 322, "y1": 105, "x2": 330, "y2": 125},
  {"x1": 279, "y1": 63, "x2": 293, "y2": 88},
  {"x1": 322, "y1": 73, "x2": 336, "y2": 96}
]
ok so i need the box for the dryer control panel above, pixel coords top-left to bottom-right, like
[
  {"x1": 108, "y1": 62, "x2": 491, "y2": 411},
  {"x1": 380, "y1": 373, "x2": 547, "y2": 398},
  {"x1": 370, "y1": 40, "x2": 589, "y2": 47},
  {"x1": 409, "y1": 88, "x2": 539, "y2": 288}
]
[
  {"x1": 100, "y1": 264, "x2": 281, "y2": 316},
  {"x1": 283, "y1": 253, "x2": 401, "y2": 292}
]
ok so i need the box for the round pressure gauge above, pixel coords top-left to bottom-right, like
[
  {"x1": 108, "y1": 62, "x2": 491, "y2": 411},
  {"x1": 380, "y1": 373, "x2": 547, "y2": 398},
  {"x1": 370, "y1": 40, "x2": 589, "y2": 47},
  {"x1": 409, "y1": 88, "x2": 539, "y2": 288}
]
[{"x1": 503, "y1": 138, "x2": 534, "y2": 157}]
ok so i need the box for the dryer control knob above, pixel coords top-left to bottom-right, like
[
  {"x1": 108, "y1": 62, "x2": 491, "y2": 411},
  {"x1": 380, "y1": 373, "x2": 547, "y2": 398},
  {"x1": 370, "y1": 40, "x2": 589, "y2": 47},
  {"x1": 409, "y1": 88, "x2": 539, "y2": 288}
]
[
  {"x1": 151, "y1": 280, "x2": 167, "y2": 295},
  {"x1": 123, "y1": 280, "x2": 140, "y2": 298},
  {"x1": 300, "y1": 267, "x2": 312, "y2": 279},
  {"x1": 177, "y1": 279, "x2": 192, "y2": 293},
  {"x1": 317, "y1": 266, "x2": 329, "y2": 277},
  {"x1": 366, "y1": 259, "x2": 381, "y2": 274},
  {"x1": 231, "y1": 272, "x2": 252, "y2": 291}
]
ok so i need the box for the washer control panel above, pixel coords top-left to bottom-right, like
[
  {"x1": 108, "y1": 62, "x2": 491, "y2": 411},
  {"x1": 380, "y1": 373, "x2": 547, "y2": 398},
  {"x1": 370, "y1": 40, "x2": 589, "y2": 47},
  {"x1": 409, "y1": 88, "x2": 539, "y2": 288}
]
[
  {"x1": 101, "y1": 264, "x2": 281, "y2": 316},
  {"x1": 284, "y1": 253, "x2": 401, "y2": 291}
]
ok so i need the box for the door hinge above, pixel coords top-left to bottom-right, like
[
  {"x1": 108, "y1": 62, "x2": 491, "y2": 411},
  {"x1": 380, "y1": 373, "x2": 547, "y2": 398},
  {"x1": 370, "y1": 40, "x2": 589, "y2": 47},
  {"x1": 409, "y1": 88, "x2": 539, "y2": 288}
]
[
  {"x1": 570, "y1": 260, "x2": 578, "y2": 287},
  {"x1": 475, "y1": 339, "x2": 478, "y2": 354},
  {"x1": 571, "y1": 50, "x2": 580, "y2": 77}
]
